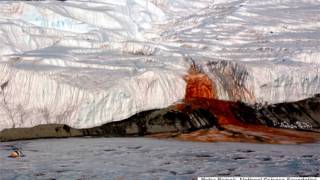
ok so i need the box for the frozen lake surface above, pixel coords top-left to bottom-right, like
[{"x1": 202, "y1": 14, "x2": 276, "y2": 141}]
[{"x1": 0, "y1": 138, "x2": 320, "y2": 179}]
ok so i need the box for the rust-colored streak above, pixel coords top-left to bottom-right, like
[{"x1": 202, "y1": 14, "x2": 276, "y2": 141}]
[
  {"x1": 184, "y1": 69, "x2": 216, "y2": 100},
  {"x1": 173, "y1": 68, "x2": 320, "y2": 144},
  {"x1": 177, "y1": 98, "x2": 243, "y2": 125},
  {"x1": 177, "y1": 125, "x2": 320, "y2": 144},
  {"x1": 182, "y1": 69, "x2": 241, "y2": 125}
]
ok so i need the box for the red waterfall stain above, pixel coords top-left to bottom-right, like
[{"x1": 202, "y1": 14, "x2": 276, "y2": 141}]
[
  {"x1": 184, "y1": 68, "x2": 216, "y2": 100},
  {"x1": 173, "y1": 68, "x2": 320, "y2": 144},
  {"x1": 182, "y1": 68, "x2": 241, "y2": 126}
]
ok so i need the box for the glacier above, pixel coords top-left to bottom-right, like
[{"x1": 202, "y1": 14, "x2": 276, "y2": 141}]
[{"x1": 0, "y1": 0, "x2": 320, "y2": 131}]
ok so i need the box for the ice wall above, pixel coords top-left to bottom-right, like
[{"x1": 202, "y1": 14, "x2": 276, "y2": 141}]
[{"x1": 0, "y1": 0, "x2": 320, "y2": 130}]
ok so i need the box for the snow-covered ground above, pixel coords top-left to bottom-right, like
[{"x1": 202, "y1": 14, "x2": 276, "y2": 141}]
[
  {"x1": 0, "y1": 138, "x2": 319, "y2": 179},
  {"x1": 0, "y1": 0, "x2": 320, "y2": 130}
]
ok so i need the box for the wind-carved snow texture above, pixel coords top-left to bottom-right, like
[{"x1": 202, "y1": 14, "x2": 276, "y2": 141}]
[{"x1": 0, "y1": 0, "x2": 320, "y2": 130}]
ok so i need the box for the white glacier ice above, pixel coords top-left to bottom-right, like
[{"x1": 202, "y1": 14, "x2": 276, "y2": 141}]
[{"x1": 0, "y1": 0, "x2": 320, "y2": 130}]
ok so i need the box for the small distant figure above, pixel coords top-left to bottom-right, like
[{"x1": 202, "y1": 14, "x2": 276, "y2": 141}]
[{"x1": 8, "y1": 150, "x2": 24, "y2": 158}]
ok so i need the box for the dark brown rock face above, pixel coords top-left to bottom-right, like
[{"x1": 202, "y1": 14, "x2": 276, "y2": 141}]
[
  {"x1": 1, "y1": 95, "x2": 320, "y2": 143},
  {"x1": 255, "y1": 95, "x2": 320, "y2": 130},
  {"x1": 0, "y1": 107, "x2": 219, "y2": 142}
]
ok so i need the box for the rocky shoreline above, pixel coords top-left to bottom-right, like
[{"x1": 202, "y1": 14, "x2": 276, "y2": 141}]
[{"x1": 1, "y1": 95, "x2": 320, "y2": 143}]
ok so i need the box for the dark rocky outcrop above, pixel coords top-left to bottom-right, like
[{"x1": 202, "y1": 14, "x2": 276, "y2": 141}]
[
  {"x1": 1, "y1": 95, "x2": 320, "y2": 142},
  {"x1": 0, "y1": 107, "x2": 218, "y2": 142},
  {"x1": 232, "y1": 94, "x2": 320, "y2": 131}
]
